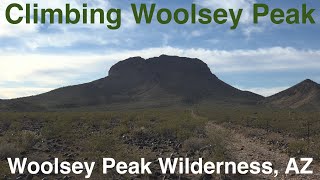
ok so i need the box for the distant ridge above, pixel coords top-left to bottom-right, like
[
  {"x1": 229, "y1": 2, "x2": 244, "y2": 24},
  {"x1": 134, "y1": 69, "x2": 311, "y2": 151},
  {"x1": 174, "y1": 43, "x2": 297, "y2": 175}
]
[
  {"x1": 0, "y1": 55, "x2": 263, "y2": 111},
  {"x1": 264, "y1": 79, "x2": 320, "y2": 110}
]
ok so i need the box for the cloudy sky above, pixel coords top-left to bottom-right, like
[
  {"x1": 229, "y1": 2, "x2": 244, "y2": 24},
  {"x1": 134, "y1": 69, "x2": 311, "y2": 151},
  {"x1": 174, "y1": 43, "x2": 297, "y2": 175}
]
[{"x1": 0, "y1": 0, "x2": 320, "y2": 99}]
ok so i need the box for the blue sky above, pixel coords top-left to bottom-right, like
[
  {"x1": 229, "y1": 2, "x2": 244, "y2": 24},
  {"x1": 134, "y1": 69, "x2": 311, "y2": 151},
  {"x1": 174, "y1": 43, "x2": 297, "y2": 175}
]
[{"x1": 0, "y1": 0, "x2": 320, "y2": 98}]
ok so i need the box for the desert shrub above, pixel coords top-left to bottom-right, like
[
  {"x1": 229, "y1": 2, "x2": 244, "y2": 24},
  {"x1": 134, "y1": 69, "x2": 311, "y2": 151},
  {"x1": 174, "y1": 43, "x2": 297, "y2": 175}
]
[
  {"x1": 112, "y1": 124, "x2": 130, "y2": 136},
  {"x1": 41, "y1": 123, "x2": 57, "y2": 138},
  {"x1": 287, "y1": 140, "x2": 309, "y2": 157},
  {"x1": 0, "y1": 161, "x2": 10, "y2": 176},
  {"x1": 206, "y1": 126, "x2": 230, "y2": 162},
  {"x1": 0, "y1": 131, "x2": 41, "y2": 155},
  {"x1": 19, "y1": 130, "x2": 41, "y2": 150},
  {"x1": 0, "y1": 141, "x2": 19, "y2": 159},
  {"x1": 41, "y1": 117, "x2": 73, "y2": 139},
  {"x1": 183, "y1": 137, "x2": 208, "y2": 152},
  {"x1": 0, "y1": 133, "x2": 21, "y2": 159},
  {"x1": 0, "y1": 118, "x2": 11, "y2": 132},
  {"x1": 84, "y1": 134, "x2": 117, "y2": 153},
  {"x1": 8, "y1": 121, "x2": 22, "y2": 131},
  {"x1": 132, "y1": 127, "x2": 154, "y2": 139},
  {"x1": 157, "y1": 127, "x2": 177, "y2": 139}
]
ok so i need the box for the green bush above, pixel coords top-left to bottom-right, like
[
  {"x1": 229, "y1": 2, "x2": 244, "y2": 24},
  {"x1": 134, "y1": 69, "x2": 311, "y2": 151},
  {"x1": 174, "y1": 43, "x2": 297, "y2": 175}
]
[
  {"x1": 0, "y1": 141, "x2": 19, "y2": 159},
  {"x1": 287, "y1": 140, "x2": 309, "y2": 157},
  {"x1": 19, "y1": 130, "x2": 41, "y2": 150},
  {"x1": 183, "y1": 137, "x2": 208, "y2": 152}
]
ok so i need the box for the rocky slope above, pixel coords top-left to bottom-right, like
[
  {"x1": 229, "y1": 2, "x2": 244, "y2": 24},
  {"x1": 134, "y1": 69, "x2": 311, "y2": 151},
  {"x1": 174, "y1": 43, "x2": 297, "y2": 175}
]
[{"x1": 264, "y1": 79, "x2": 320, "y2": 110}]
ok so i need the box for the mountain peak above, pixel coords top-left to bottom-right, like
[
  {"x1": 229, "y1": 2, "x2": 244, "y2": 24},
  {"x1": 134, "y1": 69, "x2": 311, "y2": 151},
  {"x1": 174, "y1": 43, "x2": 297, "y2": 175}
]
[
  {"x1": 108, "y1": 55, "x2": 214, "y2": 79},
  {"x1": 293, "y1": 79, "x2": 319, "y2": 92},
  {"x1": 1, "y1": 55, "x2": 263, "y2": 110},
  {"x1": 265, "y1": 79, "x2": 320, "y2": 109},
  {"x1": 299, "y1": 79, "x2": 318, "y2": 86},
  {"x1": 303, "y1": 79, "x2": 314, "y2": 82}
]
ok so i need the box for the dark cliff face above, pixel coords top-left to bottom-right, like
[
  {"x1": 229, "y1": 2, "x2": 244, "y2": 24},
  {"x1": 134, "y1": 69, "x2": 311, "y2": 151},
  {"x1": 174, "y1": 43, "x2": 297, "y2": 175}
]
[
  {"x1": 108, "y1": 55, "x2": 215, "y2": 80},
  {"x1": 106, "y1": 55, "x2": 252, "y2": 103},
  {"x1": 108, "y1": 55, "x2": 218, "y2": 96},
  {"x1": 2, "y1": 55, "x2": 263, "y2": 110},
  {"x1": 109, "y1": 57, "x2": 147, "y2": 78}
]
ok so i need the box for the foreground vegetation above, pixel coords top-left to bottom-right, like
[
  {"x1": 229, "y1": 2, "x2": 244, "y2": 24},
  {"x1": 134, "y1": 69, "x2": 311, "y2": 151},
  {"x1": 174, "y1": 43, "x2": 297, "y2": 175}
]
[
  {"x1": 0, "y1": 105, "x2": 319, "y2": 179},
  {"x1": 0, "y1": 108, "x2": 230, "y2": 179}
]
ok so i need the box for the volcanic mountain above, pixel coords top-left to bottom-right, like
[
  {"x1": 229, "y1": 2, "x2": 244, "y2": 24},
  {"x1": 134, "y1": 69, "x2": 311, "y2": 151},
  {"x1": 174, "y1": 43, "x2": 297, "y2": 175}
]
[
  {"x1": 1, "y1": 55, "x2": 263, "y2": 111},
  {"x1": 265, "y1": 79, "x2": 320, "y2": 110}
]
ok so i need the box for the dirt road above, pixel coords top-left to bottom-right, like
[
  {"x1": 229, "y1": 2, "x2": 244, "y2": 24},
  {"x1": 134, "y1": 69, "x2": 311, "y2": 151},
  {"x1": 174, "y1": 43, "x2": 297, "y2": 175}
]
[
  {"x1": 190, "y1": 109, "x2": 319, "y2": 179},
  {"x1": 206, "y1": 121, "x2": 320, "y2": 180}
]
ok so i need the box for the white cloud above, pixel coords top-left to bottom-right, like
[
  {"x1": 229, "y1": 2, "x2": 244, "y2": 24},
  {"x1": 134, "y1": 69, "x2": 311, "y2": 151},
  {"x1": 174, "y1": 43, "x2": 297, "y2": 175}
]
[
  {"x1": 110, "y1": 46, "x2": 320, "y2": 73},
  {"x1": 242, "y1": 25, "x2": 264, "y2": 38},
  {"x1": 0, "y1": 87, "x2": 53, "y2": 99},
  {"x1": 195, "y1": 0, "x2": 255, "y2": 24},
  {"x1": 194, "y1": 0, "x2": 269, "y2": 37},
  {"x1": 0, "y1": 46, "x2": 320, "y2": 98},
  {"x1": 191, "y1": 30, "x2": 202, "y2": 37},
  {"x1": 25, "y1": 31, "x2": 113, "y2": 49},
  {"x1": 0, "y1": 54, "x2": 116, "y2": 85},
  {"x1": 0, "y1": 0, "x2": 272, "y2": 50},
  {"x1": 236, "y1": 86, "x2": 289, "y2": 97},
  {"x1": 0, "y1": 21, "x2": 39, "y2": 37},
  {"x1": 0, "y1": 0, "x2": 136, "y2": 48},
  {"x1": 162, "y1": 34, "x2": 171, "y2": 46},
  {"x1": 0, "y1": 0, "x2": 40, "y2": 36}
]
